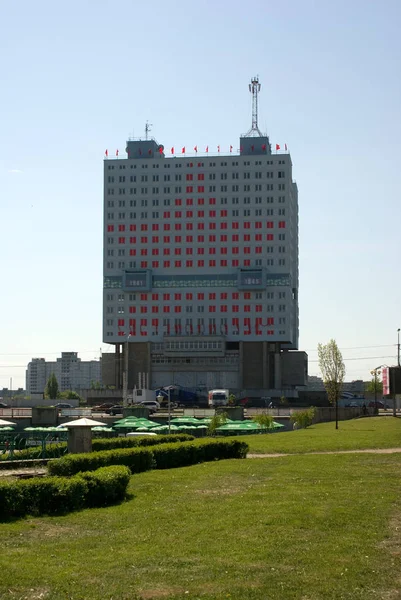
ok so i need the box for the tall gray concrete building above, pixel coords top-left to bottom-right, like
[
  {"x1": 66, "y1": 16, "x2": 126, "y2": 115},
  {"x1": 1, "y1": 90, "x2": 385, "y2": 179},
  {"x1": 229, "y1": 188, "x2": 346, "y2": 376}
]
[{"x1": 103, "y1": 78, "x2": 306, "y2": 398}]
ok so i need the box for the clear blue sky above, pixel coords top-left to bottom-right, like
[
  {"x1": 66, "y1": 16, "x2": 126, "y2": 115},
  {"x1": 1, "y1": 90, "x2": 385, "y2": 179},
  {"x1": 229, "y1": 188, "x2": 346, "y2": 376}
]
[{"x1": 1, "y1": 0, "x2": 400, "y2": 389}]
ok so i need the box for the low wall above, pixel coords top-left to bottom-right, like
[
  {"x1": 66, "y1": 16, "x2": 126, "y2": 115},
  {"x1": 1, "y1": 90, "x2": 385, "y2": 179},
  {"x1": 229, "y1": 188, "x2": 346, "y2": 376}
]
[{"x1": 313, "y1": 406, "x2": 374, "y2": 424}]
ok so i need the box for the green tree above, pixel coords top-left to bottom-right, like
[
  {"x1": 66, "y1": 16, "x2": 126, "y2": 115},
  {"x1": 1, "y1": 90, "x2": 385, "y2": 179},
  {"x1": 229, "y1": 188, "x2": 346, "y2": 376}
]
[
  {"x1": 207, "y1": 412, "x2": 227, "y2": 436},
  {"x1": 290, "y1": 407, "x2": 315, "y2": 429},
  {"x1": 365, "y1": 377, "x2": 383, "y2": 395},
  {"x1": 228, "y1": 393, "x2": 237, "y2": 406},
  {"x1": 252, "y1": 413, "x2": 274, "y2": 430},
  {"x1": 280, "y1": 395, "x2": 288, "y2": 405},
  {"x1": 59, "y1": 390, "x2": 84, "y2": 403},
  {"x1": 45, "y1": 373, "x2": 59, "y2": 400},
  {"x1": 318, "y1": 339, "x2": 345, "y2": 430}
]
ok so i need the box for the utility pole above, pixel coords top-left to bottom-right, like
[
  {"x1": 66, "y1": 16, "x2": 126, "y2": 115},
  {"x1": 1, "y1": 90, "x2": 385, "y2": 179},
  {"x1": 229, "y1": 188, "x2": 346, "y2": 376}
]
[
  {"x1": 123, "y1": 335, "x2": 130, "y2": 408},
  {"x1": 397, "y1": 328, "x2": 400, "y2": 367}
]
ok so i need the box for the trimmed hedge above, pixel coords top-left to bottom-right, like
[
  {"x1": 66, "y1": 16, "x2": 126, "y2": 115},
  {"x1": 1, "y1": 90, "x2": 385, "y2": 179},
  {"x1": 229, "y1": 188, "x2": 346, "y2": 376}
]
[
  {"x1": 92, "y1": 433, "x2": 194, "y2": 451},
  {"x1": 48, "y1": 439, "x2": 249, "y2": 477},
  {"x1": 0, "y1": 465, "x2": 130, "y2": 521}
]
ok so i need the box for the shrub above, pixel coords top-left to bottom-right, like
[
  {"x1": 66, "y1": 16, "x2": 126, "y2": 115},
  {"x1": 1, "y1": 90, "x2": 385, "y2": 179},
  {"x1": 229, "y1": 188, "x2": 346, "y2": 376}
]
[
  {"x1": 92, "y1": 433, "x2": 194, "y2": 452},
  {"x1": 252, "y1": 414, "x2": 274, "y2": 430},
  {"x1": 48, "y1": 446, "x2": 154, "y2": 477},
  {"x1": 0, "y1": 465, "x2": 130, "y2": 521},
  {"x1": 290, "y1": 407, "x2": 316, "y2": 429}
]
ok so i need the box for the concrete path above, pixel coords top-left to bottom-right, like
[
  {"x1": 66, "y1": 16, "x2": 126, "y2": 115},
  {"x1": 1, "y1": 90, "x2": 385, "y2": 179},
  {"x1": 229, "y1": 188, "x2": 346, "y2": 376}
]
[{"x1": 248, "y1": 448, "x2": 401, "y2": 458}]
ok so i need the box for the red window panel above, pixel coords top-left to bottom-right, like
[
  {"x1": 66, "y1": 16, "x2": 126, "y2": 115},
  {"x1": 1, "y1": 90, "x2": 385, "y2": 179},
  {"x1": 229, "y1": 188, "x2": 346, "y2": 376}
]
[
  {"x1": 197, "y1": 186, "x2": 205, "y2": 193},
  {"x1": 232, "y1": 305, "x2": 239, "y2": 312},
  {"x1": 209, "y1": 223, "x2": 216, "y2": 230},
  {"x1": 140, "y1": 261, "x2": 148, "y2": 268},
  {"x1": 197, "y1": 260, "x2": 204, "y2": 267},
  {"x1": 197, "y1": 173, "x2": 204, "y2": 181},
  {"x1": 175, "y1": 322, "x2": 182, "y2": 335},
  {"x1": 186, "y1": 293, "x2": 193, "y2": 300},
  {"x1": 256, "y1": 247, "x2": 262, "y2": 254},
  {"x1": 197, "y1": 210, "x2": 204, "y2": 218},
  {"x1": 140, "y1": 306, "x2": 147, "y2": 313},
  {"x1": 186, "y1": 210, "x2": 193, "y2": 218},
  {"x1": 152, "y1": 224, "x2": 159, "y2": 231},
  {"x1": 209, "y1": 234, "x2": 216, "y2": 242},
  {"x1": 186, "y1": 186, "x2": 193, "y2": 193},
  {"x1": 255, "y1": 234, "x2": 262, "y2": 241},
  {"x1": 129, "y1": 249, "x2": 136, "y2": 256},
  {"x1": 209, "y1": 210, "x2": 216, "y2": 218},
  {"x1": 220, "y1": 210, "x2": 228, "y2": 217},
  {"x1": 232, "y1": 222, "x2": 239, "y2": 229},
  {"x1": 220, "y1": 259, "x2": 228, "y2": 267},
  {"x1": 163, "y1": 236, "x2": 170, "y2": 243},
  {"x1": 140, "y1": 294, "x2": 147, "y2": 301},
  {"x1": 209, "y1": 247, "x2": 216, "y2": 255},
  {"x1": 244, "y1": 259, "x2": 251, "y2": 266},
  {"x1": 164, "y1": 224, "x2": 170, "y2": 231},
  {"x1": 198, "y1": 293, "x2": 205, "y2": 300},
  {"x1": 268, "y1": 317, "x2": 274, "y2": 325},
  {"x1": 209, "y1": 305, "x2": 216, "y2": 313},
  {"x1": 232, "y1": 317, "x2": 239, "y2": 333},
  {"x1": 186, "y1": 223, "x2": 193, "y2": 230},
  {"x1": 163, "y1": 260, "x2": 170, "y2": 267},
  {"x1": 130, "y1": 224, "x2": 136, "y2": 231},
  {"x1": 163, "y1": 211, "x2": 170, "y2": 218},
  {"x1": 209, "y1": 260, "x2": 216, "y2": 267},
  {"x1": 244, "y1": 234, "x2": 251, "y2": 241},
  {"x1": 221, "y1": 293, "x2": 228, "y2": 300},
  {"x1": 232, "y1": 292, "x2": 239, "y2": 300},
  {"x1": 186, "y1": 174, "x2": 193, "y2": 181},
  {"x1": 129, "y1": 319, "x2": 136, "y2": 335},
  {"x1": 175, "y1": 198, "x2": 182, "y2": 206},
  {"x1": 221, "y1": 247, "x2": 227, "y2": 255},
  {"x1": 174, "y1": 293, "x2": 182, "y2": 300},
  {"x1": 186, "y1": 247, "x2": 193, "y2": 255},
  {"x1": 197, "y1": 248, "x2": 204, "y2": 255},
  {"x1": 255, "y1": 317, "x2": 262, "y2": 335},
  {"x1": 209, "y1": 197, "x2": 216, "y2": 205},
  {"x1": 186, "y1": 235, "x2": 193, "y2": 242},
  {"x1": 232, "y1": 247, "x2": 239, "y2": 254},
  {"x1": 198, "y1": 235, "x2": 205, "y2": 242},
  {"x1": 221, "y1": 305, "x2": 227, "y2": 312},
  {"x1": 118, "y1": 319, "x2": 125, "y2": 326},
  {"x1": 244, "y1": 292, "x2": 251, "y2": 300},
  {"x1": 197, "y1": 198, "x2": 205, "y2": 205},
  {"x1": 198, "y1": 222, "x2": 205, "y2": 230},
  {"x1": 186, "y1": 260, "x2": 193, "y2": 267},
  {"x1": 279, "y1": 221, "x2": 286, "y2": 228},
  {"x1": 244, "y1": 305, "x2": 251, "y2": 312},
  {"x1": 141, "y1": 224, "x2": 148, "y2": 231},
  {"x1": 140, "y1": 236, "x2": 147, "y2": 243},
  {"x1": 221, "y1": 234, "x2": 228, "y2": 242},
  {"x1": 267, "y1": 234, "x2": 274, "y2": 241},
  {"x1": 232, "y1": 234, "x2": 239, "y2": 242},
  {"x1": 174, "y1": 260, "x2": 182, "y2": 267},
  {"x1": 255, "y1": 222, "x2": 262, "y2": 229},
  {"x1": 129, "y1": 306, "x2": 136, "y2": 313},
  {"x1": 174, "y1": 306, "x2": 181, "y2": 313},
  {"x1": 244, "y1": 318, "x2": 252, "y2": 335},
  {"x1": 152, "y1": 318, "x2": 159, "y2": 328},
  {"x1": 152, "y1": 261, "x2": 159, "y2": 268},
  {"x1": 152, "y1": 306, "x2": 159, "y2": 316},
  {"x1": 152, "y1": 248, "x2": 159, "y2": 256},
  {"x1": 209, "y1": 293, "x2": 216, "y2": 300},
  {"x1": 152, "y1": 293, "x2": 158, "y2": 301},
  {"x1": 175, "y1": 211, "x2": 182, "y2": 218},
  {"x1": 118, "y1": 237, "x2": 125, "y2": 244},
  {"x1": 163, "y1": 306, "x2": 170, "y2": 313},
  {"x1": 140, "y1": 318, "x2": 147, "y2": 336},
  {"x1": 174, "y1": 248, "x2": 181, "y2": 255},
  {"x1": 175, "y1": 223, "x2": 182, "y2": 230},
  {"x1": 244, "y1": 222, "x2": 251, "y2": 229},
  {"x1": 107, "y1": 225, "x2": 114, "y2": 232},
  {"x1": 232, "y1": 259, "x2": 239, "y2": 267},
  {"x1": 152, "y1": 236, "x2": 158, "y2": 243},
  {"x1": 220, "y1": 222, "x2": 228, "y2": 230},
  {"x1": 256, "y1": 305, "x2": 263, "y2": 312},
  {"x1": 163, "y1": 248, "x2": 170, "y2": 256},
  {"x1": 175, "y1": 235, "x2": 182, "y2": 243},
  {"x1": 267, "y1": 221, "x2": 274, "y2": 229},
  {"x1": 186, "y1": 198, "x2": 193, "y2": 206},
  {"x1": 163, "y1": 293, "x2": 170, "y2": 301},
  {"x1": 118, "y1": 224, "x2": 125, "y2": 232},
  {"x1": 244, "y1": 247, "x2": 251, "y2": 254}
]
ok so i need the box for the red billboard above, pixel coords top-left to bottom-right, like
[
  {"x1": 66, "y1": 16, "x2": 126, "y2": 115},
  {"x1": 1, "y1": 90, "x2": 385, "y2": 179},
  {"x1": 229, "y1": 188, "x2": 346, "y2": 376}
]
[{"x1": 382, "y1": 367, "x2": 390, "y2": 396}]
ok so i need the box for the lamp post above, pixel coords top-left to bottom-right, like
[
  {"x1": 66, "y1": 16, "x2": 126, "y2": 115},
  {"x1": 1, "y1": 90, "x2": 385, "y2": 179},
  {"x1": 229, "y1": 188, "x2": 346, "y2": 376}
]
[
  {"x1": 398, "y1": 328, "x2": 400, "y2": 367},
  {"x1": 370, "y1": 366, "x2": 382, "y2": 414}
]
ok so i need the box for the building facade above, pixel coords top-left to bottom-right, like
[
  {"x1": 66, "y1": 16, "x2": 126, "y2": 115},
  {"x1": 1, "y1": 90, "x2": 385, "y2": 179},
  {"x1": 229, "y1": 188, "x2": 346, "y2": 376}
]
[
  {"x1": 103, "y1": 101, "x2": 304, "y2": 396},
  {"x1": 26, "y1": 352, "x2": 101, "y2": 394}
]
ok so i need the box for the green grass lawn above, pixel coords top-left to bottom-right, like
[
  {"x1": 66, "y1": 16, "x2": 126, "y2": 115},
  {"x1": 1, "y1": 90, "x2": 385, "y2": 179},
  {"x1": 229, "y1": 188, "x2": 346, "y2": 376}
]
[
  {"x1": 1, "y1": 451, "x2": 401, "y2": 599},
  {"x1": 246, "y1": 416, "x2": 401, "y2": 454}
]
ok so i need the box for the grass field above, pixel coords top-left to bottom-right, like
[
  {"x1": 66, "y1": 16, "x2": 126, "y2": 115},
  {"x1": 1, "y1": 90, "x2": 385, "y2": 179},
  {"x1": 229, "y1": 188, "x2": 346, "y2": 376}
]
[
  {"x1": 246, "y1": 416, "x2": 401, "y2": 454},
  {"x1": 1, "y1": 449, "x2": 401, "y2": 599}
]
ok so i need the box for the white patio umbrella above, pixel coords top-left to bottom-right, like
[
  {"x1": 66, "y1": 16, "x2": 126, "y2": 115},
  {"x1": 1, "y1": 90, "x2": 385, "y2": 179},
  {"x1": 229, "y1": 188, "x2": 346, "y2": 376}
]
[
  {"x1": 0, "y1": 418, "x2": 16, "y2": 426},
  {"x1": 58, "y1": 418, "x2": 107, "y2": 428}
]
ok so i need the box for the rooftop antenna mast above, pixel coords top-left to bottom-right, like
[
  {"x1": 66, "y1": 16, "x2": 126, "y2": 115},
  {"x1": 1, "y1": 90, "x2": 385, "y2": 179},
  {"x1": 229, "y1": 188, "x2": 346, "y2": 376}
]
[
  {"x1": 246, "y1": 76, "x2": 263, "y2": 137},
  {"x1": 145, "y1": 121, "x2": 152, "y2": 140}
]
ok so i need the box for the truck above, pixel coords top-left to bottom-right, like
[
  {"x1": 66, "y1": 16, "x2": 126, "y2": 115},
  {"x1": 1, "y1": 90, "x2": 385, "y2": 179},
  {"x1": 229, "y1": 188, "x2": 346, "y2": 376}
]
[{"x1": 208, "y1": 389, "x2": 229, "y2": 408}]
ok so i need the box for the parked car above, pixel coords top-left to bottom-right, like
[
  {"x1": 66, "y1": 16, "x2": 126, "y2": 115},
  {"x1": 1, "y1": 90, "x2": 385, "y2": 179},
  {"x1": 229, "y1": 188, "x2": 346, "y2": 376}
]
[
  {"x1": 107, "y1": 405, "x2": 124, "y2": 415},
  {"x1": 54, "y1": 402, "x2": 73, "y2": 409},
  {"x1": 139, "y1": 400, "x2": 160, "y2": 414},
  {"x1": 126, "y1": 431, "x2": 157, "y2": 437},
  {"x1": 0, "y1": 402, "x2": 9, "y2": 409},
  {"x1": 368, "y1": 401, "x2": 388, "y2": 409},
  {"x1": 345, "y1": 402, "x2": 360, "y2": 408},
  {"x1": 92, "y1": 403, "x2": 114, "y2": 412}
]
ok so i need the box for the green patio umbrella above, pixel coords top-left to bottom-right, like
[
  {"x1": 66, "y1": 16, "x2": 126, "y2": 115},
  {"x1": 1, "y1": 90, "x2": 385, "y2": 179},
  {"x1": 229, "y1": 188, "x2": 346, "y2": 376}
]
[
  {"x1": 0, "y1": 427, "x2": 15, "y2": 431},
  {"x1": 92, "y1": 426, "x2": 114, "y2": 431}
]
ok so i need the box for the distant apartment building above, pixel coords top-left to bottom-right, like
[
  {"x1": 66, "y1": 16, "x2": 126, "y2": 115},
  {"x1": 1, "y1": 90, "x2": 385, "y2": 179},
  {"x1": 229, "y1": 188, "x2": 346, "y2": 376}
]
[{"x1": 26, "y1": 352, "x2": 101, "y2": 394}]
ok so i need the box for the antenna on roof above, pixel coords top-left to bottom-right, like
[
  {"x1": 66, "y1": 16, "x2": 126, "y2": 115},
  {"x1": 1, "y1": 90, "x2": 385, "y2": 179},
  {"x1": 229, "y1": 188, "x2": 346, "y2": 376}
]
[
  {"x1": 245, "y1": 76, "x2": 263, "y2": 137},
  {"x1": 145, "y1": 121, "x2": 152, "y2": 140}
]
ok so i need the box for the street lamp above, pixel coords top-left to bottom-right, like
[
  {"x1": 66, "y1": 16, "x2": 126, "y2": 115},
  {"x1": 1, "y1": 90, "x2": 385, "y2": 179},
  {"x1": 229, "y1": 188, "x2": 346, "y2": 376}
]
[
  {"x1": 370, "y1": 366, "x2": 382, "y2": 414},
  {"x1": 157, "y1": 389, "x2": 171, "y2": 433},
  {"x1": 397, "y1": 328, "x2": 400, "y2": 367}
]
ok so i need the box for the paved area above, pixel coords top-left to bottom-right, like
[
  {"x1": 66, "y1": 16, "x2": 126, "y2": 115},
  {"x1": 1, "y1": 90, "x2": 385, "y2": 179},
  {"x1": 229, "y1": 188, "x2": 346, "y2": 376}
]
[{"x1": 248, "y1": 447, "x2": 401, "y2": 458}]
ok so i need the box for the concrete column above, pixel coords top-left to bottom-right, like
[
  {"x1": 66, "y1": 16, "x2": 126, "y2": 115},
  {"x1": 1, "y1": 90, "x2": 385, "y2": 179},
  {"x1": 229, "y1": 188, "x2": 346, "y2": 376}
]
[
  {"x1": 262, "y1": 342, "x2": 268, "y2": 389},
  {"x1": 67, "y1": 427, "x2": 92, "y2": 454},
  {"x1": 115, "y1": 344, "x2": 121, "y2": 388}
]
